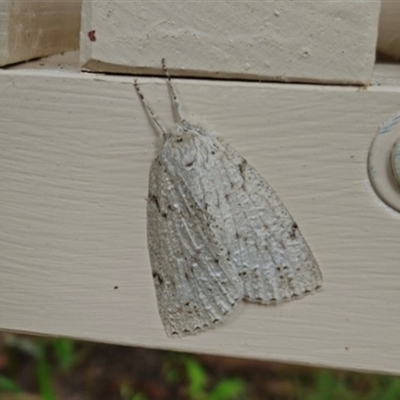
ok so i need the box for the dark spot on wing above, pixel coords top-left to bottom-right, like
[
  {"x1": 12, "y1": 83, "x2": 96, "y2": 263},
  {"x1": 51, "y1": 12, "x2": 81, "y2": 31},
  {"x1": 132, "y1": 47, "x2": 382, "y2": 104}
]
[
  {"x1": 238, "y1": 159, "x2": 247, "y2": 177},
  {"x1": 161, "y1": 212, "x2": 167, "y2": 218},
  {"x1": 185, "y1": 161, "x2": 194, "y2": 167},
  {"x1": 289, "y1": 222, "x2": 298, "y2": 239},
  {"x1": 149, "y1": 194, "x2": 160, "y2": 212},
  {"x1": 152, "y1": 272, "x2": 164, "y2": 285}
]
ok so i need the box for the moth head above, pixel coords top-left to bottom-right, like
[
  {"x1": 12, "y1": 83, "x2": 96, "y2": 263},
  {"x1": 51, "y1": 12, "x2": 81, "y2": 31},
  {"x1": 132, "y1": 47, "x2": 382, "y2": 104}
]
[{"x1": 162, "y1": 124, "x2": 212, "y2": 171}]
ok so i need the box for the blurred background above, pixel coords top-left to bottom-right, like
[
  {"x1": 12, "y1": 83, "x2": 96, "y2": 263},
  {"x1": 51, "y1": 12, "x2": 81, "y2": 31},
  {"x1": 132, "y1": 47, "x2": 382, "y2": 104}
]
[{"x1": 1, "y1": 332, "x2": 400, "y2": 400}]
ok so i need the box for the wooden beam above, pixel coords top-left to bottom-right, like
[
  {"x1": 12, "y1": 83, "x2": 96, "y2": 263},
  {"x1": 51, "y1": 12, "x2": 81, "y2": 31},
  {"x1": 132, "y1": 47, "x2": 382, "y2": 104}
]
[
  {"x1": 1, "y1": 53, "x2": 400, "y2": 374},
  {"x1": 80, "y1": 0, "x2": 380, "y2": 85}
]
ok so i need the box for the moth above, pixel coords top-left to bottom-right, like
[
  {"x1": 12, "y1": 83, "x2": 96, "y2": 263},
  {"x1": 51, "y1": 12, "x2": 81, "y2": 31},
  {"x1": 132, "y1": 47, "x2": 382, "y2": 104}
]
[{"x1": 135, "y1": 60, "x2": 322, "y2": 337}]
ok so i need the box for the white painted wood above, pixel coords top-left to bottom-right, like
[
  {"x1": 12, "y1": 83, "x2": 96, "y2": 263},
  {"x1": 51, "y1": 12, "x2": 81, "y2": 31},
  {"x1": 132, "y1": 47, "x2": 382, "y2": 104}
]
[
  {"x1": 372, "y1": 62, "x2": 400, "y2": 86},
  {"x1": 378, "y1": 0, "x2": 400, "y2": 60},
  {"x1": 2, "y1": 53, "x2": 400, "y2": 374},
  {"x1": 80, "y1": 0, "x2": 380, "y2": 85},
  {"x1": 0, "y1": 0, "x2": 81, "y2": 67}
]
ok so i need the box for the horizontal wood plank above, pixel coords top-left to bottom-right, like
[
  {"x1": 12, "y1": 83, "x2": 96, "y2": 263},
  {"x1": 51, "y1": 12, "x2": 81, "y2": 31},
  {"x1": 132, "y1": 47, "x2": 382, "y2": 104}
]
[{"x1": 1, "y1": 54, "x2": 400, "y2": 374}]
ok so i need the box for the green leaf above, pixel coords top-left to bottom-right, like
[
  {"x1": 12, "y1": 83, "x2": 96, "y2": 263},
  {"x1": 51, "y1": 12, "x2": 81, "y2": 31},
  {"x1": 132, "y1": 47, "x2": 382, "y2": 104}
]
[
  {"x1": 208, "y1": 378, "x2": 246, "y2": 400},
  {"x1": 185, "y1": 358, "x2": 208, "y2": 400},
  {"x1": 0, "y1": 376, "x2": 22, "y2": 393},
  {"x1": 379, "y1": 378, "x2": 400, "y2": 400},
  {"x1": 37, "y1": 340, "x2": 57, "y2": 400},
  {"x1": 53, "y1": 339, "x2": 75, "y2": 370}
]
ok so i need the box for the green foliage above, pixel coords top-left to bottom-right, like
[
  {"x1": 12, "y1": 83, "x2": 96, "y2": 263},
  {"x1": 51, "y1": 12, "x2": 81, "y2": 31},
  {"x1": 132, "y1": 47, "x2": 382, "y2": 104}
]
[
  {"x1": 164, "y1": 354, "x2": 247, "y2": 400},
  {"x1": 185, "y1": 357, "x2": 209, "y2": 399},
  {"x1": 53, "y1": 338, "x2": 75, "y2": 370},
  {"x1": 365, "y1": 374, "x2": 400, "y2": 400},
  {"x1": 4, "y1": 334, "x2": 400, "y2": 400},
  {"x1": 37, "y1": 340, "x2": 57, "y2": 400},
  {"x1": 295, "y1": 369, "x2": 400, "y2": 400},
  {"x1": 119, "y1": 381, "x2": 148, "y2": 400},
  {"x1": 207, "y1": 378, "x2": 247, "y2": 400},
  {"x1": 300, "y1": 370, "x2": 360, "y2": 400},
  {"x1": 132, "y1": 393, "x2": 148, "y2": 400},
  {"x1": 0, "y1": 375, "x2": 22, "y2": 393},
  {"x1": 1, "y1": 335, "x2": 79, "y2": 400}
]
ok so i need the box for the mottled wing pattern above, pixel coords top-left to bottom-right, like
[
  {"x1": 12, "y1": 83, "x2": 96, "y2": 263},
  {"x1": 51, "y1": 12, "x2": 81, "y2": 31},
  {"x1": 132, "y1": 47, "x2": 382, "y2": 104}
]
[
  {"x1": 147, "y1": 156, "x2": 243, "y2": 337},
  {"x1": 188, "y1": 136, "x2": 322, "y2": 305}
]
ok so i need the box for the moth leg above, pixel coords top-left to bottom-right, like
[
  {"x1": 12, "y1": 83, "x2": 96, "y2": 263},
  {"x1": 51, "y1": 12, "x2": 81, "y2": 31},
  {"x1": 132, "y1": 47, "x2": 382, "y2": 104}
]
[
  {"x1": 134, "y1": 79, "x2": 168, "y2": 138},
  {"x1": 162, "y1": 58, "x2": 187, "y2": 124}
]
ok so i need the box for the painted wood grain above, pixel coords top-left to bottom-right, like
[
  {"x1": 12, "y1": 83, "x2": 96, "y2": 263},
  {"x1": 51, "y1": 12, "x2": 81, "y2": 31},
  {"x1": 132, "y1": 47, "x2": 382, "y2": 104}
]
[
  {"x1": 80, "y1": 0, "x2": 380, "y2": 85},
  {"x1": 1, "y1": 54, "x2": 400, "y2": 374}
]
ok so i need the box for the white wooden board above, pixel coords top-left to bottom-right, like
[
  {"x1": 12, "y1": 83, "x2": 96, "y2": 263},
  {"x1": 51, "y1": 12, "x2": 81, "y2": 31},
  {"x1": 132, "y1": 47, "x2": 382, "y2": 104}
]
[
  {"x1": 80, "y1": 0, "x2": 380, "y2": 85},
  {"x1": 2, "y1": 53, "x2": 400, "y2": 375},
  {"x1": 0, "y1": 0, "x2": 81, "y2": 67}
]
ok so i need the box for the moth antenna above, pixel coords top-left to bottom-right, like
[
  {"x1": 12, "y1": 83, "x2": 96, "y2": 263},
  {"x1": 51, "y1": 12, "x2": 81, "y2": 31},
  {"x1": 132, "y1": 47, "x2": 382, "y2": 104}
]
[
  {"x1": 162, "y1": 58, "x2": 187, "y2": 124},
  {"x1": 134, "y1": 79, "x2": 168, "y2": 138}
]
